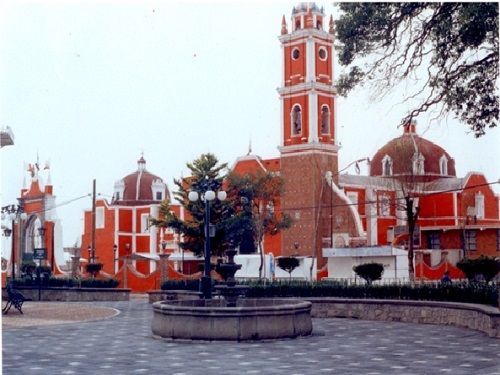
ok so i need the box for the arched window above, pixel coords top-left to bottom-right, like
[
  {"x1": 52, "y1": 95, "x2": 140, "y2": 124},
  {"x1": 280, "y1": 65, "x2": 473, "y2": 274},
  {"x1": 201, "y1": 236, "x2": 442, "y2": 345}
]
[
  {"x1": 412, "y1": 152, "x2": 425, "y2": 175},
  {"x1": 439, "y1": 154, "x2": 448, "y2": 176},
  {"x1": 320, "y1": 105, "x2": 330, "y2": 134},
  {"x1": 382, "y1": 155, "x2": 392, "y2": 176},
  {"x1": 291, "y1": 105, "x2": 302, "y2": 135}
]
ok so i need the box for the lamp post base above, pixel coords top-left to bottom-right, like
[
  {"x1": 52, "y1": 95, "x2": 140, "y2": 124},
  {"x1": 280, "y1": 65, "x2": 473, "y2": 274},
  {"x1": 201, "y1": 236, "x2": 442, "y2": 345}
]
[{"x1": 200, "y1": 276, "x2": 212, "y2": 299}]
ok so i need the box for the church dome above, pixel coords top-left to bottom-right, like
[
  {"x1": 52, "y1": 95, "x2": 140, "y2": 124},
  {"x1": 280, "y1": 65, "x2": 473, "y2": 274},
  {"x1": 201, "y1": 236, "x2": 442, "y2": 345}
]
[
  {"x1": 113, "y1": 156, "x2": 169, "y2": 206},
  {"x1": 370, "y1": 121, "x2": 456, "y2": 180}
]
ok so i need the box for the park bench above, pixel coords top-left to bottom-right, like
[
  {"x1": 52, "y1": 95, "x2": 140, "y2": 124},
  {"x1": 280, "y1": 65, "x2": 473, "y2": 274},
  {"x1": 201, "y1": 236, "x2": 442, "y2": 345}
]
[{"x1": 2, "y1": 283, "x2": 31, "y2": 315}]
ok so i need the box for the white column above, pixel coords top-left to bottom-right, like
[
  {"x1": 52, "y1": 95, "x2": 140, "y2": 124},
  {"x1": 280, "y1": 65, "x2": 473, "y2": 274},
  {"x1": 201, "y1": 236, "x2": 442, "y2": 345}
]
[
  {"x1": 308, "y1": 92, "x2": 318, "y2": 143},
  {"x1": 306, "y1": 37, "x2": 315, "y2": 82}
]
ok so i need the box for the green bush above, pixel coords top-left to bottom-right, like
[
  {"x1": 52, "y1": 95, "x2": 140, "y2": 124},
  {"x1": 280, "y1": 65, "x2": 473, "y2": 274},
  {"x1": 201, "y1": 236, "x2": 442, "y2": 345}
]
[
  {"x1": 243, "y1": 280, "x2": 499, "y2": 307},
  {"x1": 353, "y1": 263, "x2": 384, "y2": 284},
  {"x1": 457, "y1": 256, "x2": 500, "y2": 282},
  {"x1": 155, "y1": 278, "x2": 499, "y2": 307},
  {"x1": 11, "y1": 277, "x2": 119, "y2": 289}
]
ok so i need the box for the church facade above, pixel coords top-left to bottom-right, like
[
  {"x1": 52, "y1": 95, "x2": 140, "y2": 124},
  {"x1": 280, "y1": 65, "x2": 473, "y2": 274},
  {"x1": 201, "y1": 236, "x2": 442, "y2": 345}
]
[{"x1": 73, "y1": 3, "x2": 500, "y2": 284}]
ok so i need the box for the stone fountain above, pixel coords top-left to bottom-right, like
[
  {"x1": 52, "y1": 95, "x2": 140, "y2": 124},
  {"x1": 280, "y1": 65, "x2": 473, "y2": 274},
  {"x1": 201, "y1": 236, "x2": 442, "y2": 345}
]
[
  {"x1": 151, "y1": 249, "x2": 312, "y2": 341},
  {"x1": 214, "y1": 248, "x2": 249, "y2": 307}
]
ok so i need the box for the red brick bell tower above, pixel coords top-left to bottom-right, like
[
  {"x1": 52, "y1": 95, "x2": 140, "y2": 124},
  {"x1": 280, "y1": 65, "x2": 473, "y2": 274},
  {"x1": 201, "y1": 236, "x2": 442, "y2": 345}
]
[{"x1": 278, "y1": 4, "x2": 338, "y2": 266}]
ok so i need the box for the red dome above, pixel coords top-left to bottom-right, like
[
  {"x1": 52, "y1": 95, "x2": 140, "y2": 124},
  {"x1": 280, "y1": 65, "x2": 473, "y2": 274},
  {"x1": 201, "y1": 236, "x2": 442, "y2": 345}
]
[
  {"x1": 113, "y1": 156, "x2": 169, "y2": 206},
  {"x1": 370, "y1": 123, "x2": 456, "y2": 180}
]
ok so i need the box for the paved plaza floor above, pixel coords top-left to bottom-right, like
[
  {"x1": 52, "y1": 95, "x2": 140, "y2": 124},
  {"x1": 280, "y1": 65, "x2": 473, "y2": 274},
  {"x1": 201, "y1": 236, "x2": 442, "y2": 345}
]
[{"x1": 2, "y1": 298, "x2": 499, "y2": 375}]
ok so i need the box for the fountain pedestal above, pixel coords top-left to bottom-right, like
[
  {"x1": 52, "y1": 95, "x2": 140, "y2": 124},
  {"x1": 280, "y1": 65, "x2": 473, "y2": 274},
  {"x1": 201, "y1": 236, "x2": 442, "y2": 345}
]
[{"x1": 214, "y1": 249, "x2": 248, "y2": 307}]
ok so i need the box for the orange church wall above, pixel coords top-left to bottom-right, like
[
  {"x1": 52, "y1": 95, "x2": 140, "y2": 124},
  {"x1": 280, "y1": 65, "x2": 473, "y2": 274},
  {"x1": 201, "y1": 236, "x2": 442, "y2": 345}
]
[
  {"x1": 283, "y1": 44, "x2": 306, "y2": 85},
  {"x1": 314, "y1": 44, "x2": 332, "y2": 82},
  {"x1": 118, "y1": 209, "x2": 133, "y2": 232},
  {"x1": 377, "y1": 217, "x2": 396, "y2": 245},
  {"x1": 471, "y1": 229, "x2": 500, "y2": 258},
  {"x1": 419, "y1": 193, "x2": 454, "y2": 218}
]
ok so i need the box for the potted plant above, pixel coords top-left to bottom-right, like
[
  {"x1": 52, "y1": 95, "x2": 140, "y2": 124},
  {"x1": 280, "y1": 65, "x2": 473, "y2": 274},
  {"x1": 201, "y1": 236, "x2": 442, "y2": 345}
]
[{"x1": 86, "y1": 262, "x2": 103, "y2": 278}]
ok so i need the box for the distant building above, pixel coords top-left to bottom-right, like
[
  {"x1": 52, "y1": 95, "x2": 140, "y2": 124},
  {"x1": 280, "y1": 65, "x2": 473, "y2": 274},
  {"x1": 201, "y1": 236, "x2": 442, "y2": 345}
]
[
  {"x1": 80, "y1": 155, "x2": 182, "y2": 276},
  {"x1": 5, "y1": 159, "x2": 63, "y2": 278}
]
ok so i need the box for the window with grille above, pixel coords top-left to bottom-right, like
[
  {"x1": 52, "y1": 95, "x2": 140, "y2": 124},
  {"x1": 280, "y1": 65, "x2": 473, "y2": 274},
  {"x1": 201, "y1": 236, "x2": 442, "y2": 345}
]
[
  {"x1": 427, "y1": 231, "x2": 440, "y2": 249},
  {"x1": 465, "y1": 230, "x2": 477, "y2": 251}
]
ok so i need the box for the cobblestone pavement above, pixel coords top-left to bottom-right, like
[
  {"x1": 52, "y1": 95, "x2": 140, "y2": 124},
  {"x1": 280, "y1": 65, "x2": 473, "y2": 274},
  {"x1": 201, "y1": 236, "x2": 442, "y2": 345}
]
[{"x1": 2, "y1": 300, "x2": 500, "y2": 375}]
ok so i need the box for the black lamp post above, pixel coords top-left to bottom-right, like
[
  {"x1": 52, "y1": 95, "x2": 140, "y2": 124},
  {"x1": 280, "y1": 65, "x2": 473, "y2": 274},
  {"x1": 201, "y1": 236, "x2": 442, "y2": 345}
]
[
  {"x1": 188, "y1": 188, "x2": 227, "y2": 299},
  {"x1": 87, "y1": 245, "x2": 92, "y2": 262},
  {"x1": 113, "y1": 244, "x2": 118, "y2": 273},
  {"x1": 37, "y1": 226, "x2": 46, "y2": 301},
  {"x1": 1, "y1": 204, "x2": 28, "y2": 280}
]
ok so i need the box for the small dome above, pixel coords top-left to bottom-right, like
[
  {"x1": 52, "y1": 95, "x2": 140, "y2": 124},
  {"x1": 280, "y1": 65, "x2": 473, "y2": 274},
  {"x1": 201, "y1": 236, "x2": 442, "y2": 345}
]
[
  {"x1": 113, "y1": 155, "x2": 170, "y2": 206},
  {"x1": 370, "y1": 122, "x2": 456, "y2": 180}
]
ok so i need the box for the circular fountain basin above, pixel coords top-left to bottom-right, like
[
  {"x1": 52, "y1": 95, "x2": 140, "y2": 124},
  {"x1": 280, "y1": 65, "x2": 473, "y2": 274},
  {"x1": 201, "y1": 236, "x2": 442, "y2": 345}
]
[{"x1": 151, "y1": 298, "x2": 312, "y2": 341}]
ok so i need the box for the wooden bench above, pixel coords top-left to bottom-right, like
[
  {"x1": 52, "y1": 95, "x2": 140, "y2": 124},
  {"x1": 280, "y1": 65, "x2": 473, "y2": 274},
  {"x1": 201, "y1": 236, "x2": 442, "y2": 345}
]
[{"x1": 2, "y1": 283, "x2": 31, "y2": 315}]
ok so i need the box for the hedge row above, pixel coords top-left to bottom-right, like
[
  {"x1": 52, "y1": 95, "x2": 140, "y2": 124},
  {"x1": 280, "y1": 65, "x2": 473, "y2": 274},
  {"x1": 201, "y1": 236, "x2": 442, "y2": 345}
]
[
  {"x1": 11, "y1": 277, "x2": 119, "y2": 289},
  {"x1": 161, "y1": 279, "x2": 499, "y2": 307}
]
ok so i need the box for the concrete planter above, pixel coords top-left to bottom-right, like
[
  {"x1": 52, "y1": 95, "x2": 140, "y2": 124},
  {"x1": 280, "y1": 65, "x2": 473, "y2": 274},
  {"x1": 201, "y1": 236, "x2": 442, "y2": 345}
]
[
  {"x1": 2, "y1": 287, "x2": 131, "y2": 302},
  {"x1": 152, "y1": 298, "x2": 312, "y2": 341},
  {"x1": 307, "y1": 297, "x2": 500, "y2": 338}
]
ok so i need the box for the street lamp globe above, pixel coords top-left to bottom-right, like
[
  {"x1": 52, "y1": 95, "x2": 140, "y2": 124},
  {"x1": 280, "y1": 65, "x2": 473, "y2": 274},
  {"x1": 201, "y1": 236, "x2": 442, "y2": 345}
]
[
  {"x1": 217, "y1": 191, "x2": 227, "y2": 201},
  {"x1": 188, "y1": 191, "x2": 199, "y2": 202},
  {"x1": 204, "y1": 190, "x2": 216, "y2": 201}
]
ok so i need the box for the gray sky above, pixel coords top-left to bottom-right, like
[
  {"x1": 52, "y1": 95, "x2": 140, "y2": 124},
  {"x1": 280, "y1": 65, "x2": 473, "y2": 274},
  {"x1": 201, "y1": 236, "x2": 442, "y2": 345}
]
[{"x1": 1, "y1": 1, "x2": 499, "y2": 249}]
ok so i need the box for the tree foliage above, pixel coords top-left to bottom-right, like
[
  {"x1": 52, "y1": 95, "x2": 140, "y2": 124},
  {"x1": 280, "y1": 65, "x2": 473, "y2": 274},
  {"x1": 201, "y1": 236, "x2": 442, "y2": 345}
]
[
  {"x1": 277, "y1": 256, "x2": 300, "y2": 283},
  {"x1": 151, "y1": 153, "x2": 236, "y2": 258},
  {"x1": 353, "y1": 262, "x2": 385, "y2": 285},
  {"x1": 335, "y1": 2, "x2": 499, "y2": 136},
  {"x1": 227, "y1": 170, "x2": 292, "y2": 277},
  {"x1": 457, "y1": 256, "x2": 500, "y2": 283}
]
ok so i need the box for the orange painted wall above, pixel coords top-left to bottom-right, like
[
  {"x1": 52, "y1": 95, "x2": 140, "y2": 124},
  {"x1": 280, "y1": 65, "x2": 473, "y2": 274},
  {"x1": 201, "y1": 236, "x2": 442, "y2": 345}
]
[
  {"x1": 315, "y1": 43, "x2": 332, "y2": 83},
  {"x1": 284, "y1": 43, "x2": 306, "y2": 85}
]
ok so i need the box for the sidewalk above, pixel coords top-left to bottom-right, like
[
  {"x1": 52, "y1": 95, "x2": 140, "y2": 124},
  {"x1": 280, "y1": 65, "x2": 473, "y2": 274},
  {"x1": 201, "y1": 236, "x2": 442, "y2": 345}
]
[
  {"x1": 2, "y1": 300, "x2": 500, "y2": 375},
  {"x1": 2, "y1": 301, "x2": 119, "y2": 328}
]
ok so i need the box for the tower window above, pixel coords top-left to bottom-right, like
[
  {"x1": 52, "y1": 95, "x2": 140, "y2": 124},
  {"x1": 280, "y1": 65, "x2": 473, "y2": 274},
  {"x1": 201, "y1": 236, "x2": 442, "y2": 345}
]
[
  {"x1": 291, "y1": 105, "x2": 302, "y2": 135},
  {"x1": 382, "y1": 155, "x2": 393, "y2": 176},
  {"x1": 318, "y1": 47, "x2": 327, "y2": 61},
  {"x1": 292, "y1": 48, "x2": 300, "y2": 60},
  {"x1": 295, "y1": 20, "x2": 300, "y2": 30},
  {"x1": 156, "y1": 191, "x2": 163, "y2": 201},
  {"x1": 439, "y1": 154, "x2": 448, "y2": 175},
  {"x1": 321, "y1": 105, "x2": 330, "y2": 134}
]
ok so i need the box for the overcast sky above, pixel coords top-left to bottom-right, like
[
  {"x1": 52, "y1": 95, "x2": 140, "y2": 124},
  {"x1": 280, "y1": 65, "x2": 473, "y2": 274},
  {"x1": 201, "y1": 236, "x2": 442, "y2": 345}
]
[{"x1": 1, "y1": 1, "x2": 499, "y2": 250}]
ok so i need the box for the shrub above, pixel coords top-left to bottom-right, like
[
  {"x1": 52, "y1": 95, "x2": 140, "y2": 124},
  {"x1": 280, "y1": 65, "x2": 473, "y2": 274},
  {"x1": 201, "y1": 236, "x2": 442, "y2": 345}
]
[
  {"x1": 277, "y1": 257, "x2": 300, "y2": 283},
  {"x1": 457, "y1": 256, "x2": 500, "y2": 282},
  {"x1": 157, "y1": 278, "x2": 499, "y2": 307},
  {"x1": 11, "y1": 277, "x2": 119, "y2": 289},
  {"x1": 353, "y1": 262, "x2": 384, "y2": 285},
  {"x1": 86, "y1": 262, "x2": 103, "y2": 278}
]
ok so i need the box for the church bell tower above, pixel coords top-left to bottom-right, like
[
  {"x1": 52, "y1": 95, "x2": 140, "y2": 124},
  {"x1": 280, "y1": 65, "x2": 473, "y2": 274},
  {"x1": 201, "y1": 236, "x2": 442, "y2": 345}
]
[{"x1": 278, "y1": 3, "x2": 338, "y2": 264}]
